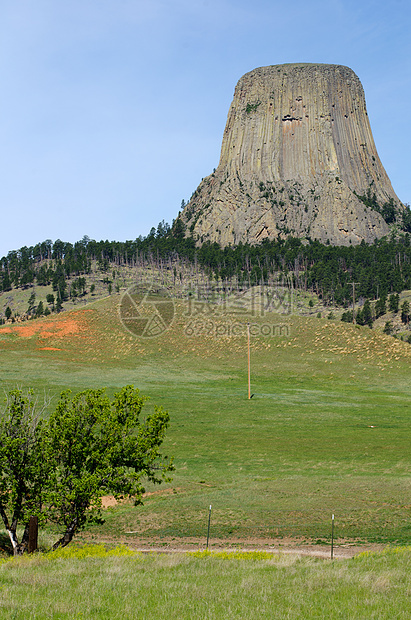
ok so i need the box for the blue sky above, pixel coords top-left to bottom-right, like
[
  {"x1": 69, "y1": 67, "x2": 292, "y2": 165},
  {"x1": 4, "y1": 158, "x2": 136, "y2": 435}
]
[{"x1": 0, "y1": 0, "x2": 410, "y2": 257}]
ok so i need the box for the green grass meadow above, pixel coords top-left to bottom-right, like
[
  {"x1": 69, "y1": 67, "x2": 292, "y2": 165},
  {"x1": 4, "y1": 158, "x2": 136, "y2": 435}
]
[
  {"x1": 0, "y1": 545, "x2": 410, "y2": 619},
  {"x1": 0, "y1": 293, "x2": 410, "y2": 548}
]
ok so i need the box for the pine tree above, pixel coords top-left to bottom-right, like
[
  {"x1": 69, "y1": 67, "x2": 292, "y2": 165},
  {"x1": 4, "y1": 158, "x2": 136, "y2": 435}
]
[
  {"x1": 360, "y1": 299, "x2": 373, "y2": 328},
  {"x1": 35, "y1": 301, "x2": 44, "y2": 317},
  {"x1": 375, "y1": 296, "x2": 387, "y2": 319},
  {"x1": 401, "y1": 300, "x2": 410, "y2": 324},
  {"x1": 383, "y1": 321, "x2": 393, "y2": 335},
  {"x1": 389, "y1": 293, "x2": 400, "y2": 313},
  {"x1": 2, "y1": 272, "x2": 12, "y2": 292}
]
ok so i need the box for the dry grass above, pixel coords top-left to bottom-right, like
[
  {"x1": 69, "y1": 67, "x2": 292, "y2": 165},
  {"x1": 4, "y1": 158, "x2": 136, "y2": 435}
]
[{"x1": 0, "y1": 546, "x2": 410, "y2": 619}]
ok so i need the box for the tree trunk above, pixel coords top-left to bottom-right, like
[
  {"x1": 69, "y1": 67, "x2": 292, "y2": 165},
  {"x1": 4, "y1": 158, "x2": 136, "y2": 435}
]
[
  {"x1": 52, "y1": 518, "x2": 78, "y2": 550},
  {"x1": 6, "y1": 528, "x2": 19, "y2": 555},
  {"x1": 0, "y1": 504, "x2": 25, "y2": 555},
  {"x1": 6, "y1": 523, "x2": 29, "y2": 556}
]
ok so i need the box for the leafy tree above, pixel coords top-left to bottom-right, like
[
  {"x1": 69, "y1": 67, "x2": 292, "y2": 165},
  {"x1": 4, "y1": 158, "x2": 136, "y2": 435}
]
[
  {"x1": 0, "y1": 386, "x2": 173, "y2": 554},
  {"x1": 0, "y1": 390, "x2": 51, "y2": 555},
  {"x1": 49, "y1": 386, "x2": 173, "y2": 549},
  {"x1": 46, "y1": 293, "x2": 55, "y2": 306}
]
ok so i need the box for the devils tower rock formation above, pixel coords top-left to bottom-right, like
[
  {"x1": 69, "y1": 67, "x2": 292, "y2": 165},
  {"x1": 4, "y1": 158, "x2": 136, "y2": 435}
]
[{"x1": 181, "y1": 63, "x2": 404, "y2": 246}]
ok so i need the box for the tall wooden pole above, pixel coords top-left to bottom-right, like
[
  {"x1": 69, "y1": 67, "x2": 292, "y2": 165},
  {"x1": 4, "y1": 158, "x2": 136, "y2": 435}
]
[{"x1": 247, "y1": 322, "x2": 251, "y2": 399}]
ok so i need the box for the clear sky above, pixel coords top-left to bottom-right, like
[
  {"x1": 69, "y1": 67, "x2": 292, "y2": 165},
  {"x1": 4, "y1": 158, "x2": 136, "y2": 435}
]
[{"x1": 0, "y1": 0, "x2": 410, "y2": 257}]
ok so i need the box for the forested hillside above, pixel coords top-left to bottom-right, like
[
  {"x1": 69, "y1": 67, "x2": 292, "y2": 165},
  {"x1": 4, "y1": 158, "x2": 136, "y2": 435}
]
[{"x1": 1, "y1": 223, "x2": 411, "y2": 311}]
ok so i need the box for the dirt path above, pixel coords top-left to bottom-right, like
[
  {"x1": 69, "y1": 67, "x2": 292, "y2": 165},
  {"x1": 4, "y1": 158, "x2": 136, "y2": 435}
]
[
  {"x1": 78, "y1": 531, "x2": 386, "y2": 560},
  {"x1": 95, "y1": 495, "x2": 388, "y2": 559}
]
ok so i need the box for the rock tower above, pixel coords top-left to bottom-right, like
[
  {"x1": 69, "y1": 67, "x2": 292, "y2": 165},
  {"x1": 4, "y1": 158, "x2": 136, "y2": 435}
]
[{"x1": 180, "y1": 63, "x2": 403, "y2": 246}]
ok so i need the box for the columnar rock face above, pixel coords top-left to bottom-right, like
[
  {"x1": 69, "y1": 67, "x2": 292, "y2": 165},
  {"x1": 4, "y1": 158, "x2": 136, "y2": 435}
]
[{"x1": 181, "y1": 63, "x2": 403, "y2": 246}]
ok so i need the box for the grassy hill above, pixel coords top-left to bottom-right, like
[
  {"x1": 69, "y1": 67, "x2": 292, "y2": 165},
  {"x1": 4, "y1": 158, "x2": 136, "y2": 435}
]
[{"x1": 0, "y1": 283, "x2": 410, "y2": 552}]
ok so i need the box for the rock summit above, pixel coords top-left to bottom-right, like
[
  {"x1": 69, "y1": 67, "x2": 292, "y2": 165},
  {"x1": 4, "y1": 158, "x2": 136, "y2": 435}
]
[{"x1": 180, "y1": 63, "x2": 403, "y2": 246}]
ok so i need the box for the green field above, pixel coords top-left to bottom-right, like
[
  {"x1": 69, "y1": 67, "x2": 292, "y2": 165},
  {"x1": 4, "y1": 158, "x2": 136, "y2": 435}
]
[
  {"x1": 0, "y1": 545, "x2": 410, "y2": 619},
  {"x1": 0, "y1": 292, "x2": 410, "y2": 549}
]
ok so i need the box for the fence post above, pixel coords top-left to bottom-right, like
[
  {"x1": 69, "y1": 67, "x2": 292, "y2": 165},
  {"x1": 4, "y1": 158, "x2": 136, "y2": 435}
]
[
  {"x1": 28, "y1": 516, "x2": 38, "y2": 554},
  {"x1": 206, "y1": 505, "x2": 212, "y2": 549}
]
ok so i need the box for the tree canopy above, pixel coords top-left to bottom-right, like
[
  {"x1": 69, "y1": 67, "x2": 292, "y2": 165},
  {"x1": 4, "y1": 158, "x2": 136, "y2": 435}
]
[
  {"x1": 0, "y1": 386, "x2": 173, "y2": 555},
  {"x1": 2, "y1": 225, "x2": 411, "y2": 312}
]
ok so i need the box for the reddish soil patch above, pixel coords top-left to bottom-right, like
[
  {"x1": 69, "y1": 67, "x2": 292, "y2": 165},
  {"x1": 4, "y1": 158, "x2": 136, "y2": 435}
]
[
  {"x1": 101, "y1": 496, "x2": 118, "y2": 508},
  {"x1": 37, "y1": 347, "x2": 62, "y2": 351},
  {"x1": 100, "y1": 488, "x2": 180, "y2": 509},
  {"x1": 0, "y1": 309, "x2": 96, "y2": 348}
]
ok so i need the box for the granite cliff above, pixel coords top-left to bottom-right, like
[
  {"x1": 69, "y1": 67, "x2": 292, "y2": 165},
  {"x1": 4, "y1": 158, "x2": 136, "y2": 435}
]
[{"x1": 180, "y1": 63, "x2": 404, "y2": 246}]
